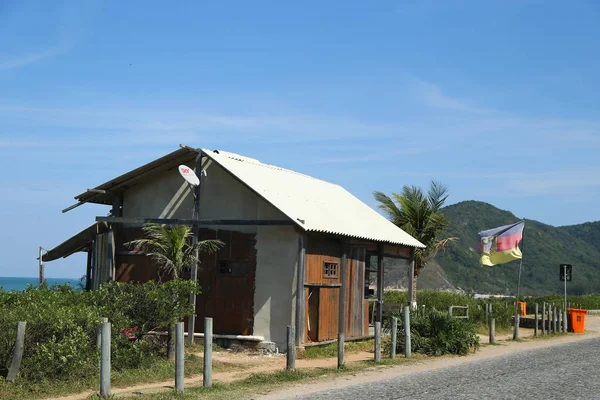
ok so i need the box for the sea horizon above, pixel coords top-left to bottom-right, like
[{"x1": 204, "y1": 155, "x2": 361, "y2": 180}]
[{"x1": 0, "y1": 276, "x2": 82, "y2": 291}]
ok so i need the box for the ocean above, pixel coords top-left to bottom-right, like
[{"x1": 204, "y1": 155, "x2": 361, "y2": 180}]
[{"x1": 0, "y1": 277, "x2": 81, "y2": 291}]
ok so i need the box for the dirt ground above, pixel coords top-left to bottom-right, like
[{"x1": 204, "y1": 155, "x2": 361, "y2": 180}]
[{"x1": 50, "y1": 315, "x2": 600, "y2": 400}]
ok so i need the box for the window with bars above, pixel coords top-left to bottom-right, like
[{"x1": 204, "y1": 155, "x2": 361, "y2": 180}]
[{"x1": 323, "y1": 262, "x2": 338, "y2": 279}]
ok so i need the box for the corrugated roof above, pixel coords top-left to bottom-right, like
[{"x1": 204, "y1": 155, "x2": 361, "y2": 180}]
[
  {"x1": 203, "y1": 149, "x2": 425, "y2": 248},
  {"x1": 75, "y1": 148, "x2": 197, "y2": 205}
]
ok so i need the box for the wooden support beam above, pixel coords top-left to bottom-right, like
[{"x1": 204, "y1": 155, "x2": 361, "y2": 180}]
[
  {"x1": 304, "y1": 283, "x2": 341, "y2": 288},
  {"x1": 295, "y1": 234, "x2": 307, "y2": 346},
  {"x1": 408, "y1": 247, "x2": 416, "y2": 308},
  {"x1": 376, "y1": 243, "x2": 384, "y2": 324},
  {"x1": 338, "y1": 239, "x2": 348, "y2": 368},
  {"x1": 85, "y1": 248, "x2": 92, "y2": 291},
  {"x1": 96, "y1": 217, "x2": 296, "y2": 226}
]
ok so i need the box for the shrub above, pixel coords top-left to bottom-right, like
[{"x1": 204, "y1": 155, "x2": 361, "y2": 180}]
[
  {"x1": 390, "y1": 308, "x2": 480, "y2": 356},
  {"x1": 0, "y1": 279, "x2": 196, "y2": 382}
]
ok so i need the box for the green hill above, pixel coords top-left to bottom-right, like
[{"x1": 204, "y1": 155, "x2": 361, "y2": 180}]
[{"x1": 435, "y1": 201, "x2": 600, "y2": 295}]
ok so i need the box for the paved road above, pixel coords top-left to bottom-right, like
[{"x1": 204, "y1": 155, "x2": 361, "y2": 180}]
[{"x1": 288, "y1": 337, "x2": 600, "y2": 400}]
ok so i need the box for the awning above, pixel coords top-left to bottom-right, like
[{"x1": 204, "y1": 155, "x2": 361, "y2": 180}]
[{"x1": 42, "y1": 223, "x2": 109, "y2": 262}]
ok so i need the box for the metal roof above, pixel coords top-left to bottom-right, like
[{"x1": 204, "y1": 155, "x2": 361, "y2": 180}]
[
  {"x1": 203, "y1": 149, "x2": 425, "y2": 248},
  {"x1": 74, "y1": 148, "x2": 197, "y2": 205}
]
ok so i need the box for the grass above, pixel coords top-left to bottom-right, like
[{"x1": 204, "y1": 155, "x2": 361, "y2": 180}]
[
  {"x1": 300, "y1": 339, "x2": 379, "y2": 359},
  {"x1": 0, "y1": 351, "x2": 239, "y2": 400},
  {"x1": 119, "y1": 356, "x2": 420, "y2": 400}
]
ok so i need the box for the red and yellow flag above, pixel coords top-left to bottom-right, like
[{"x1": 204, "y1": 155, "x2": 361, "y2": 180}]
[{"x1": 478, "y1": 221, "x2": 524, "y2": 266}]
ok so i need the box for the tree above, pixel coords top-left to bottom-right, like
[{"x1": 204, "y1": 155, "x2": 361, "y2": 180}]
[
  {"x1": 125, "y1": 223, "x2": 224, "y2": 281},
  {"x1": 373, "y1": 181, "x2": 456, "y2": 305}
]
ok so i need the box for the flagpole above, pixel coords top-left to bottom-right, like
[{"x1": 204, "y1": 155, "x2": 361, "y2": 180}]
[{"x1": 513, "y1": 220, "x2": 525, "y2": 340}]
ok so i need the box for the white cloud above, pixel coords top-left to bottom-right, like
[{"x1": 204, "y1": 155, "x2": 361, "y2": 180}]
[{"x1": 0, "y1": 46, "x2": 71, "y2": 71}]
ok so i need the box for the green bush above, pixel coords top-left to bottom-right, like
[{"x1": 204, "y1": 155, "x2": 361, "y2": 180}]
[
  {"x1": 0, "y1": 279, "x2": 196, "y2": 382},
  {"x1": 390, "y1": 308, "x2": 480, "y2": 356}
]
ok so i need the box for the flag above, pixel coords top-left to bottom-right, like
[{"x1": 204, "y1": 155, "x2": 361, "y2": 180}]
[{"x1": 478, "y1": 221, "x2": 524, "y2": 266}]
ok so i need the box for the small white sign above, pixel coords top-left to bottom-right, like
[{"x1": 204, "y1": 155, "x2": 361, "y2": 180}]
[{"x1": 178, "y1": 165, "x2": 200, "y2": 186}]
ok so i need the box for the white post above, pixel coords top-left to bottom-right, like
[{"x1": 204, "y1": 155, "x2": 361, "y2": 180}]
[
  {"x1": 100, "y1": 322, "x2": 111, "y2": 397},
  {"x1": 175, "y1": 322, "x2": 184, "y2": 393}
]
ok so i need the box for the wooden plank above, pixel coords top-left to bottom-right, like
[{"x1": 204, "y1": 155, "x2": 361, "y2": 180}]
[
  {"x1": 376, "y1": 243, "x2": 384, "y2": 323},
  {"x1": 352, "y1": 248, "x2": 365, "y2": 337},
  {"x1": 304, "y1": 283, "x2": 341, "y2": 288},
  {"x1": 318, "y1": 287, "x2": 339, "y2": 341},
  {"x1": 96, "y1": 216, "x2": 295, "y2": 226},
  {"x1": 339, "y1": 240, "x2": 348, "y2": 343},
  {"x1": 296, "y1": 234, "x2": 307, "y2": 345}
]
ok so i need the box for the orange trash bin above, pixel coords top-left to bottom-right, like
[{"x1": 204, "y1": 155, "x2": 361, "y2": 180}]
[
  {"x1": 515, "y1": 301, "x2": 527, "y2": 316},
  {"x1": 568, "y1": 308, "x2": 587, "y2": 333}
]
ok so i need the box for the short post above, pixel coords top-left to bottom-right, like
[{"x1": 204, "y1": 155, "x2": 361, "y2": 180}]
[
  {"x1": 374, "y1": 322, "x2": 382, "y2": 362},
  {"x1": 175, "y1": 322, "x2": 184, "y2": 393},
  {"x1": 513, "y1": 314, "x2": 519, "y2": 340},
  {"x1": 542, "y1": 303, "x2": 546, "y2": 335},
  {"x1": 100, "y1": 322, "x2": 111, "y2": 397},
  {"x1": 338, "y1": 331, "x2": 345, "y2": 368},
  {"x1": 421, "y1": 304, "x2": 425, "y2": 317},
  {"x1": 403, "y1": 306, "x2": 411, "y2": 359},
  {"x1": 6, "y1": 321, "x2": 26, "y2": 383},
  {"x1": 390, "y1": 317, "x2": 398, "y2": 359},
  {"x1": 485, "y1": 303, "x2": 489, "y2": 326},
  {"x1": 564, "y1": 309, "x2": 568, "y2": 333},
  {"x1": 203, "y1": 317, "x2": 212, "y2": 387},
  {"x1": 286, "y1": 325, "x2": 296, "y2": 370},
  {"x1": 558, "y1": 309, "x2": 563, "y2": 334},
  {"x1": 534, "y1": 303, "x2": 539, "y2": 337},
  {"x1": 97, "y1": 317, "x2": 108, "y2": 348},
  {"x1": 489, "y1": 318, "x2": 495, "y2": 344},
  {"x1": 549, "y1": 307, "x2": 553, "y2": 334},
  {"x1": 448, "y1": 306, "x2": 452, "y2": 317},
  {"x1": 553, "y1": 306, "x2": 558, "y2": 333}
]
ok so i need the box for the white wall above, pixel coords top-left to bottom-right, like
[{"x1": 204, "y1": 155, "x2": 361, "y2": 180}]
[{"x1": 122, "y1": 160, "x2": 299, "y2": 350}]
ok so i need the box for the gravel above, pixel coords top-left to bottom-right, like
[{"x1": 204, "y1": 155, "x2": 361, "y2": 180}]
[{"x1": 288, "y1": 337, "x2": 600, "y2": 400}]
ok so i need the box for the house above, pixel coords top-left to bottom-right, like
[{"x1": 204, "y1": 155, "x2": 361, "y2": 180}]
[{"x1": 43, "y1": 146, "x2": 424, "y2": 350}]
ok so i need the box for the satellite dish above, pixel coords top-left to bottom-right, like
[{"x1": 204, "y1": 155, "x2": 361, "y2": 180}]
[{"x1": 178, "y1": 165, "x2": 200, "y2": 186}]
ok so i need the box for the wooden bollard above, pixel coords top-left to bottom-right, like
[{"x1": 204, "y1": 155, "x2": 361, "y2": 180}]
[
  {"x1": 391, "y1": 317, "x2": 398, "y2": 359},
  {"x1": 286, "y1": 326, "x2": 295, "y2": 370},
  {"x1": 404, "y1": 306, "x2": 411, "y2": 359},
  {"x1": 534, "y1": 303, "x2": 538, "y2": 337},
  {"x1": 489, "y1": 318, "x2": 495, "y2": 344},
  {"x1": 374, "y1": 322, "x2": 381, "y2": 362},
  {"x1": 204, "y1": 318, "x2": 213, "y2": 387},
  {"x1": 6, "y1": 321, "x2": 26, "y2": 383}
]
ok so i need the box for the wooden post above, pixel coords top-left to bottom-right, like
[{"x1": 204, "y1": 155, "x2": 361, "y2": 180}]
[
  {"x1": 167, "y1": 323, "x2": 176, "y2": 361},
  {"x1": 97, "y1": 317, "x2": 108, "y2": 348},
  {"x1": 404, "y1": 306, "x2": 411, "y2": 358},
  {"x1": 407, "y1": 248, "x2": 416, "y2": 308},
  {"x1": 548, "y1": 307, "x2": 553, "y2": 334},
  {"x1": 286, "y1": 325, "x2": 295, "y2": 370},
  {"x1": 485, "y1": 303, "x2": 489, "y2": 326},
  {"x1": 489, "y1": 318, "x2": 495, "y2": 344},
  {"x1": 564, "y1": 309, "x2": 568, "y2": 333},
  {"x1": 295, "y1": 234, "x2": 306, "y2": 347},
  {"x1": 374, "y1": 322, "x2": 381, "y2": 362},
  {"x1": 188, "y1": 153, "x2": 203, "y2": 346},
  {"x1": 38, "y1": 247, "x2": 44, "y2": 285},
  {"x1": 376, "y1": 243, "x2": 384, "y2": 325},
  {"x1": 448, "y1": 306, "x2": 452, "y2": 317},
  {"x1": 6, "y1": 321, "x2": 26, "y2": 383},
  {"x1": 553, "y1": 306, "x2": 558, "y2": 333},
  {"x1": 203, "y1": 318, "x2": 213, "y2": 387},
  {"x1": 558, "y1": 309, "x2": 562, "y2": 333},
  {"x1": 338, "y1": 240, "x2": 348, "y2": 369},
  {"x1": 100, "y1": 322, "x2": 111, "y2": 397},
  {"x1": 175, "y1": 322, "x2": 184, "y2": 393},
  {"x1": 391, "y1": 317, "x2": 398, "y2": 359},
  {"x1": 542, "y1": 302, "x2": 546, "y2": 335},
  {"x1": 513, "y1": 314, "x2": 519, "y2": 340},
  {"x1": 85, "y1": 247, "x2": 93, "y2": 291},
  {"x1": 534, "y1": 303, "x2": 539, "y2": 337}
]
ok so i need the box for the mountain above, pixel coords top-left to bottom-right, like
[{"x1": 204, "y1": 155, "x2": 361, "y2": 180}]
[{"x1": 431, "y1": 201, "x2": 600, "y2": 295}]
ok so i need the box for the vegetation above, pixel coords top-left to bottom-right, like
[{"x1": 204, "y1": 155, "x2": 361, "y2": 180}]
[
  {"x1": 300, "y1": 339, "x2": 376, "y2": 359},
  {"x1": 388, "y1": 307, "x2": 479, "y2": 356},
  {"x1": 437, "y1": 200, "x2": 600, "y2": 295},
  {"x1": 126, "y1": 223, "x2": 223, "y2": 281},
  {"x1": 374, "y1": 181, "x2": 456, "y2": 303},
  {"x1": 0, "y1": 281, "x2": 195, "y2": 383}
]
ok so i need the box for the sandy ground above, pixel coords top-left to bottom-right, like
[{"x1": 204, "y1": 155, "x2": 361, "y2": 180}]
[{"x1": 49, "y1": 315, "x2": 600, "y2": 400}]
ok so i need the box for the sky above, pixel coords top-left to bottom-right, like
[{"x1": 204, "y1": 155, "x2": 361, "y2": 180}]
[{"x1": 1, "y1": 0, "x2": 599, "y2": 278}]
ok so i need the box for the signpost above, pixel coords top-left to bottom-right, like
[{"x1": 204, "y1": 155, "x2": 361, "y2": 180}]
[{"x1": 560, "y1": 264, "x2": 572, "y2": 315}]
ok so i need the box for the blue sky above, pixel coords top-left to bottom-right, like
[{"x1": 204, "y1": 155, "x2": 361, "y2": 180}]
[{"x1": 1, "y1": 0, "x2": 599, "y2": 278}]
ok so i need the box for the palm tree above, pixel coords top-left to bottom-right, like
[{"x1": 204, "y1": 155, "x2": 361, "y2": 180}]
[
  {"x1": 373, "y1": 181, "x2": 457, "y2": 305},
  {"x1": 125, "y1": 223, "x2": 224, "y2": 281}
]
